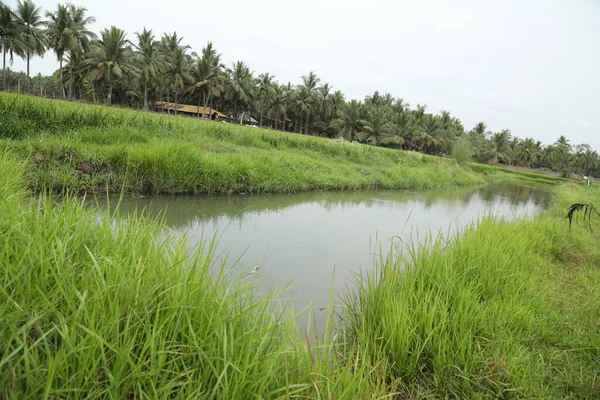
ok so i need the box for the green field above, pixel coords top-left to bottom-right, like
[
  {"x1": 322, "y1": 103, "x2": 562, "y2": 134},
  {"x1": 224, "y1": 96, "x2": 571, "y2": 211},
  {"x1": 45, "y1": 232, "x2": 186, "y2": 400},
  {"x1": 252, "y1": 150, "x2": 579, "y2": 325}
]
[
  {"x1": 0, "y1": 93, "x2": 563, "y2": 195},
  {"x1": 1, "y1": 94, "x2": 597, "y2": 398}
]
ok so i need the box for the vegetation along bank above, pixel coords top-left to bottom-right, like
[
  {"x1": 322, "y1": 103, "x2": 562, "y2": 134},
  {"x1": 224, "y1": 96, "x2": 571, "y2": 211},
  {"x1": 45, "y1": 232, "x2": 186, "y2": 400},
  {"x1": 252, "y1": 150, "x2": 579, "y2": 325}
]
[
  {"x1": 0, "y1": 83, "x2": 595, "y2": 400},
  {"x1": 1, "y1": 142, "x2": 599, "y2": 398},
  {"x1": 2, "y1": 0, "x2": 598, "y2": 181},
  {"x1": 0, "y1": 92, "x2": 549, "y2": 195},
  {"x1": 0, "y1": 1, "x2": 597, "y2": 398}
]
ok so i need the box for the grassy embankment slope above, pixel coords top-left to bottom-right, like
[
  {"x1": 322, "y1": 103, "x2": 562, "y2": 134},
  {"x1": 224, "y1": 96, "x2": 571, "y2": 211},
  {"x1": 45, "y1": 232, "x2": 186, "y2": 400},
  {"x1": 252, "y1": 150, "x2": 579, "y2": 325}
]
[{"x1": 0, "y1": 92, "x2": 562, "y2": 195}]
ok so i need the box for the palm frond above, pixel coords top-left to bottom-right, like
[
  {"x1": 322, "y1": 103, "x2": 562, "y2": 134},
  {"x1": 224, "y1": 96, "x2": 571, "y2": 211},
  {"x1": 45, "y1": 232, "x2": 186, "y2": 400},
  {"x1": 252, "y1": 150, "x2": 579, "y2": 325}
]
[{"x1": 565, "y1": 202, "x2": 600, "y2": 230}]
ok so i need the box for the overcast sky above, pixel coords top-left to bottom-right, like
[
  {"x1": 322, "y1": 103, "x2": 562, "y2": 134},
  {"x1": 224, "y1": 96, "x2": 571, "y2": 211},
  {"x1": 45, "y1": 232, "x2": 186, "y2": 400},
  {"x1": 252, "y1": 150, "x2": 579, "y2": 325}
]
[{"x1": 6, "y1": 0, "x2": 600, "y2": 149}]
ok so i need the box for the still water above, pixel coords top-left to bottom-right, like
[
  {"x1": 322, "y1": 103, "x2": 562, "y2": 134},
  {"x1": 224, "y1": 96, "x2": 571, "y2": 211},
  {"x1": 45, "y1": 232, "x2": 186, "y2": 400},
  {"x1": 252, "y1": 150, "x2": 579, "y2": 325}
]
[{"x1": 107, "y1": 183, "x2": 552, "y2": 325}]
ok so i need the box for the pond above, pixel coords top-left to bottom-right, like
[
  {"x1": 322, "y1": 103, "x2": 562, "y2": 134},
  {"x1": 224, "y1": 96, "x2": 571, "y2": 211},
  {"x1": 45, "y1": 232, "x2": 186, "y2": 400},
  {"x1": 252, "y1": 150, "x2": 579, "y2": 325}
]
[{"x1": 103, "y1": 182, "x2": 552, "y2": 329}]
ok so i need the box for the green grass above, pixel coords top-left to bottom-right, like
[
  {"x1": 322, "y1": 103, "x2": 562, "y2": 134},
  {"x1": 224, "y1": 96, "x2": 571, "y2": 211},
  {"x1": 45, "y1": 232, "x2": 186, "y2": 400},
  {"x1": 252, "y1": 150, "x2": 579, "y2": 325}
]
[
  {"x1": 0, "y1": 151, "x2": 388, "y2": 398},
  {"x1": 0, "y1": 93, "x2": 563, "y2": 195},
  {"x1": 1, "y1": 154, "x2": 598, "y2": 398},
  {"x1": 1, "y1": 93, "x2": 595, "y2": 398},
  {"x1": 343, "y1": 183, "x2": 600, "y2": 398},
  {"x1": 468, "y1": 162, "x2": 567, "y2": 186}
]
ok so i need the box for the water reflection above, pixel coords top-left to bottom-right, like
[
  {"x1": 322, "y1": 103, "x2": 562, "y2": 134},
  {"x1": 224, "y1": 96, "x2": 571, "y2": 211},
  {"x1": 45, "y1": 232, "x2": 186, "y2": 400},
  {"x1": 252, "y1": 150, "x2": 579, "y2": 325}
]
[
  {"x1": 97, "y1": 182, "x2": 552, "y2": 329},
  {"x1": 109, "y1": 182, "x2": 552, "y2": 231}
]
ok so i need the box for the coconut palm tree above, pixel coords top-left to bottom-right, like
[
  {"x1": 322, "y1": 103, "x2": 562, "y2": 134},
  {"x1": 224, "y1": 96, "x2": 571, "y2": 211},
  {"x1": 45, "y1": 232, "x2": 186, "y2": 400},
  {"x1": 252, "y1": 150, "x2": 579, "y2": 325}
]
[
  {"x1": 302, "y1": 70, "x2": 320, "y2": 92},
  {"x1": 490, "y1": 129, "x2": 512, "y2": 164},
  {"x1": 0, "y1": 4, "x2": 25, "y2": 91},
  {"x1": 546, "y1": 137, "x2": 572, "y2": 174},
  {"x1": 329, "y1": 90, "x2": 345, "y2": 117},
  {"x1": 44, "y1": 4, "x2": 71, "y2": 96},
  {"x1": 319, "y1": 89, "x2": 344, "y2": 137},
  {"x1": 515, "y1": 137, "x2": 541, "y2": 168},
  {"x1": 199, "y1": 42, "x2": 223, "y2": 113},
  {"x1": 473, "y1": 122, "x2": 487, "y2": 136},
  {"x1": 15, "y1": 0, "x2": 45, "y2": 93},
  {"x1": 330, "y1": 100, "x2": 365, "y2": 141},
  {"x1": 413, "y1": 104, "x2": 427, "y2": 124},
  {"x1": 555, "y1": 135, "x2": 571, "y2": 149},
  {"x1": 224, "y1": 60, "x2": 254, "y2": 122},
  {"x1": 255, "y1": 72, "x2": 275, "y2": 126},
  {"x1": 165, "y1": 45, "x2": 191, "y2": 112},
  {"x1": 45, "y1": 4, "x2": 94, "y2": 98},
  {"x1": 365, "y1": 90, "x2": 393, "y2": 107},
  {"x1": 392, "y1": 97, "x2": 409, "y2": 114},
  {"x1": 61, "y1": 51, "x2": 95, "y2": 100},
  {"x1": 65, "y1": 4, "x2": 95, "y2": 99},
  {"x1": 85, "y1": 26, "x2": 136, "y2": 105},
  {"x1": 267, "y1": 84, "x2": 287, "y2": 129},
  {"x1": 358, "y1": 107, "x2": 393, "y2": 144},
  {"x1": 67, "y1": 4, "x2": 95, "y2": 48},
  {"x1": 380, "y1": 111, "x2": 414, "y2": 148},
  {"x1": 160, "y1": 32, "x2": 186, "y2": 54},
  {"x1": 451, "y1": 117, "x2": 465, "y2": 134},
  {"x1": 298, "y1": 71, "x2": 320, "y2": 133},
  {"x1": 316, "y1": 83, "x2": 332, "y2": 118},
  {"x1": 418, "y1": 114, "x2": 444, "y2": 154},
  {"x1": 573, "y1": 150, "x2": 599, "y2": 177},
  {"x1": 279, "y1": 82, "x2": 293, "y2": 131},
  {"x1": 466, "y1": 122, "x2": 492, "y2": 162},
  {"x1": 157, "y1": 32, "x2": 186, "y2": 110},
  {"x1": 188, "y1": 45, "x2": 224, "y2": 118},
  {"x1": 133, "y1": 28, "x2": 161, "y2": 110},
  {"x1": 380, "y1": 93, "x2": 394, "y2": 107},
  {"x1": 292, "y1": 85, "x2": 312, "y2": 133}
]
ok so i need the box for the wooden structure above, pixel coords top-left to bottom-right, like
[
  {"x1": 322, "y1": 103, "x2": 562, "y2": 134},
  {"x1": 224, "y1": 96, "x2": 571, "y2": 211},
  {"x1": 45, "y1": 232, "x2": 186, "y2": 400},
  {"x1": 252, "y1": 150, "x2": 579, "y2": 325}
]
[{"x1": 155, "y1": 101, "x2": 229, "y2": 120}]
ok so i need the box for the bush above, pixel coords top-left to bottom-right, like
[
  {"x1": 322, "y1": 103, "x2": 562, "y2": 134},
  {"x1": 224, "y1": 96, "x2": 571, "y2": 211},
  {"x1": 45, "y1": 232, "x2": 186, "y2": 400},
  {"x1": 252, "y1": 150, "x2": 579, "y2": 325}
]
[{"x1": 452, "y1": 136, "x2": 474, "y2": 165}]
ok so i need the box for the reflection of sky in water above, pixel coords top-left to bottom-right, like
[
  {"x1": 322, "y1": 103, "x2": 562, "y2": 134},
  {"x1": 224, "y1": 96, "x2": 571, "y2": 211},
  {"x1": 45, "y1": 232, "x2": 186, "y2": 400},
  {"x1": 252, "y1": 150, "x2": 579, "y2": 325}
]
[{"x1": 106, "y1": 183, "x2": 552, "y2": 330}]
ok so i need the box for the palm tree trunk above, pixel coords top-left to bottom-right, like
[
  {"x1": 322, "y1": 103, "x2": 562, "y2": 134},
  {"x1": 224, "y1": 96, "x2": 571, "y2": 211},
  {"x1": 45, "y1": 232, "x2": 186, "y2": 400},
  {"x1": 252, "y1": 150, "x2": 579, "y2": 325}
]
[
  {"x1": 174, "y1": 90, "x2": 178, "y2": 115},
  {"x1": 305, "y1": 115, "x2": 309, "y2": 134},
  {"x1": 26, "y1": 53, "x2": 31, "y2": 94},
  {"x1": 68, "y1": 66, "x2": 73, "y2": 100},
  {"x1": 197, "y1": 95, "x2": 202, "y2": 118},
  {"x1": 107, "y1": 82, "x2": 112, "y2": 106},
  {"x1": 143, "y1": 80, "x2": 149, "y2": 110},
  {"x1": 203, "y1": 93, "x2": 210, "y2": 120},
  {"x1": 283, "y1": 109, "x2": 287, "y2": 131},
  {"x1": 2, "y1": 49, "x2": 6, "y2": 91},
  {"x1": 233, "y1": 100, "x2": 237, "y2": 124},
  {"x1": 159, "y1": 85, "x2": 164, "y2": 110},
  {"x1": 59, "y1": 58, "x2": 65, "y2": 98}
]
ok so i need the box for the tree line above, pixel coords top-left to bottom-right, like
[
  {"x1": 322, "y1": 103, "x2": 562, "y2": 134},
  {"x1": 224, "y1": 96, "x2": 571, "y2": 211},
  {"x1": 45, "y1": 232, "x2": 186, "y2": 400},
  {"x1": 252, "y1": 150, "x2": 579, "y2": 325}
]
[{"x1": 1, "y1": 0, "x2": 598, "y2": 177}]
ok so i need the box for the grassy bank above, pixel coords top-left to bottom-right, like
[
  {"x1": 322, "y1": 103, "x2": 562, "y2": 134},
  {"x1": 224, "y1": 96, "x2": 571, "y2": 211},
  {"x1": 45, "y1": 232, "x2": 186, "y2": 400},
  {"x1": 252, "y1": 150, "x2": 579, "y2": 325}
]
[
  {"x1": 0, "y1": 156, "x2": 598, "y2": 397},
  {"x1": 0, "y1": 93, "x2": 563, "y2": 195},
  {"x1": 344, "y1": 183, "x2": 600, "y2": 398},
  {"x1": 0, "y1": 152, "x2": 386, "y2": 398}
]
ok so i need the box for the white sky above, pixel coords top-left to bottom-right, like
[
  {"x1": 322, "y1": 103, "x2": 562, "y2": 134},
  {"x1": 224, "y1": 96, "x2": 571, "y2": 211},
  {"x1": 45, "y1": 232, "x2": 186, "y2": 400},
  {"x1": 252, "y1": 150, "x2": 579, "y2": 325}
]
[{"x1": 6, "y1": 0, "x2": 600, "y2": 149}]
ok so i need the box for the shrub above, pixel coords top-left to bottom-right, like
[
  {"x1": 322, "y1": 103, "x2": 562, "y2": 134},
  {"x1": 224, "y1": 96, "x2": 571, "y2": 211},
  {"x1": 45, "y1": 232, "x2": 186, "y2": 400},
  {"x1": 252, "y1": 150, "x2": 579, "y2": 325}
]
[{"x1": 452, "y1": 136, "x2": 474, "y2": 166}]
